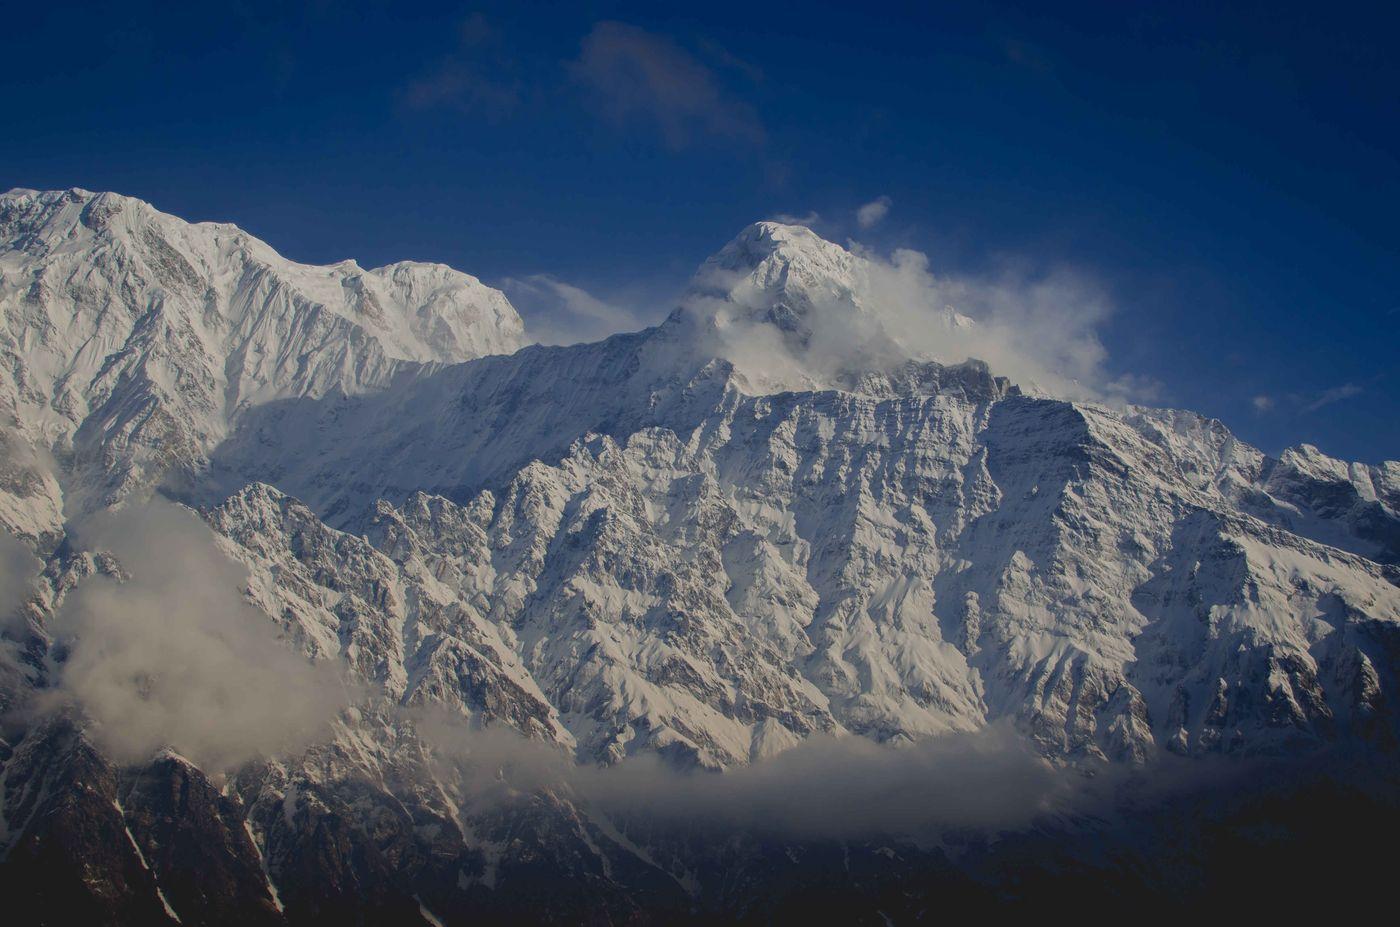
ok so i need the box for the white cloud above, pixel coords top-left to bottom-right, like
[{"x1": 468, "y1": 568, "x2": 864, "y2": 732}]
[
  {"x1": 418, "y1": 714, "x2": 1084, "y2": 839},
  {"x1": 686, "y1": 239, "x2": 1128, "y2": 402},
  {"x1": 41, "y1": 500, "x2": 350, "y2": 770},
  {"x1": 0, "y1": 531, "x2": 40, "y2": 632},
  {"x1": 856, "y1": 195, "x2": 892, "y2": 229},
  {"x1": 865, "y1": 248, "x2": 1117, "y2": 399},
  {"x1": 1252, "y1": 394, "x2": 1275, "y2": 412}
]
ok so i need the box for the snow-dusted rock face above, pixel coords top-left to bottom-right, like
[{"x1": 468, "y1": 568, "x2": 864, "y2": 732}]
[
  {"x1": 0, "y1": 188, "x2": 524, "y2": 516},
  {"x1": 204, "y1": 370, "x2": 1400, "y2": 768},
  {"x1": 2, "y1": 195, "x2": 1399, "y2": 922},
  {"x1": 190, "y1": 217, "x2": 1400, "y2": 766}
]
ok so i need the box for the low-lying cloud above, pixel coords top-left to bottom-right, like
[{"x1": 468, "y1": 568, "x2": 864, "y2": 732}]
[
  {"x1": 40, "y1": 500, "x2": 348, "y2": 770},
  {"x1": 585, "y1": 725, "x2": 1075, "y2": 838},
  {"x1": 0, "y1": 530, "x2": 42, "y2": 719},
  {"x1": 420, "y1": 716, "x2": 1087, "y2": 840},
  {"x1": 0, "y1": 531, "x2": 40, "y2": 631}
]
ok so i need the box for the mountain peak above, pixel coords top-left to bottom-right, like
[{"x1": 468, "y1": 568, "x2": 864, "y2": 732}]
[
  {"x1": 704, "y1": 220, "x2": 855, "y2": 278},
  {"x1": 684, "y1": 219, "x2": 860, "y2": 326},
  {"x1": 668, "y1": 219, "x2": 975, "y2": 392}
]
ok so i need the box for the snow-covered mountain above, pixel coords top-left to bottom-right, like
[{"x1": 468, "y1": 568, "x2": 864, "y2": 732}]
[
  {"x1": 0, "y1": 188, "x2": 524, "y2": 523},
  {"x1": 2, "y1": 192, "x2": 1398, "y2": 924}
]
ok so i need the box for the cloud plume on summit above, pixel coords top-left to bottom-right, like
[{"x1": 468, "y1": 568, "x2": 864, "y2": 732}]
[{"x1": 679, "y1": 223, "x2": 1133, "y2": 402}]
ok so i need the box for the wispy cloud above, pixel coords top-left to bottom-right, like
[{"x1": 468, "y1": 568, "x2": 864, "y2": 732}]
[
  {"x1": 768, "y1": 210, "x2": 822, "y2": 228},
  {"x1": 1252, "y1": 394, "x2": 1275, "y2": 412},
  {"x1": 857, "y1": 249, "x2": 1124, "y2": 400},
  {"x1": 999, "y1": 36, "x2": 1056, "y2": 77},
  {"x1": 399, "y1": 13, "x2": 521, "y2": 116},
  {"x1": 695, "y1": 36, "x2": 766, "y2": 84},
  {"x1": 1302, "y1": 382, "x2": 1362, "y2": 413},
  {"x1": 0, "y1": 528, "x2": 41, "y2": 693},
  {"x1": 569, "y1": 22, "x2": 764, "y2": 149},
  {"x1": 502, "y1": 274, "x2": 661, "y2": 345},
  {"x1": 685, "y1": 238, "x2": 1140, "y2": 403},
  {"x1": 856, "y1": 195, "x2": 892, "y2": 229}
]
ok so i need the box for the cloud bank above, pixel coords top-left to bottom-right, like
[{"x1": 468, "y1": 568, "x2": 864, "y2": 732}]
[
  {"x1": 40, "y1": 500, "x2": 348, "y2": 770},
  {"x1": 421, "y1": 717, "x2": 1086, "y2": 840},
  {"x1": 0, "y1": 532, "x2": 40, "y2": 632}
]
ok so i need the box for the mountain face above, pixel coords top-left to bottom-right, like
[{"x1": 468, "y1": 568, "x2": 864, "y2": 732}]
[{"x1": 2, "y1": 193, "x2": 1399, "y2": 924}]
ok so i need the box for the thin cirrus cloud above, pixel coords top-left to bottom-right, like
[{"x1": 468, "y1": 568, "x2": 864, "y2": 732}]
[
  {"x1": 502, "y1": 274, "x2": 664, "y2": 346},
  {"x1": 569, "y1": 21, "x2": 765, "y2": 149},
  {"x1": 399, "y1": 18, "x2": 765, "y2": 150},
  {"x1": 399, "y1": 13, "x2": 521, "y2": 116},
  {"x1": 401, "y1": 63, "x2": 520, "y2": 115},
  {"x1": 1252, "y1": 384, "x2": 1362, "y2": 416},
  {"x1": 1301, "y1": 383, "x2": 1363, "y2": 413}
]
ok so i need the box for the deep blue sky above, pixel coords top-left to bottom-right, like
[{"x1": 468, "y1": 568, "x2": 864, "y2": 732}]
[{"x1": 3, "y1": 1, "x2": 1396, "y2": 462}]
